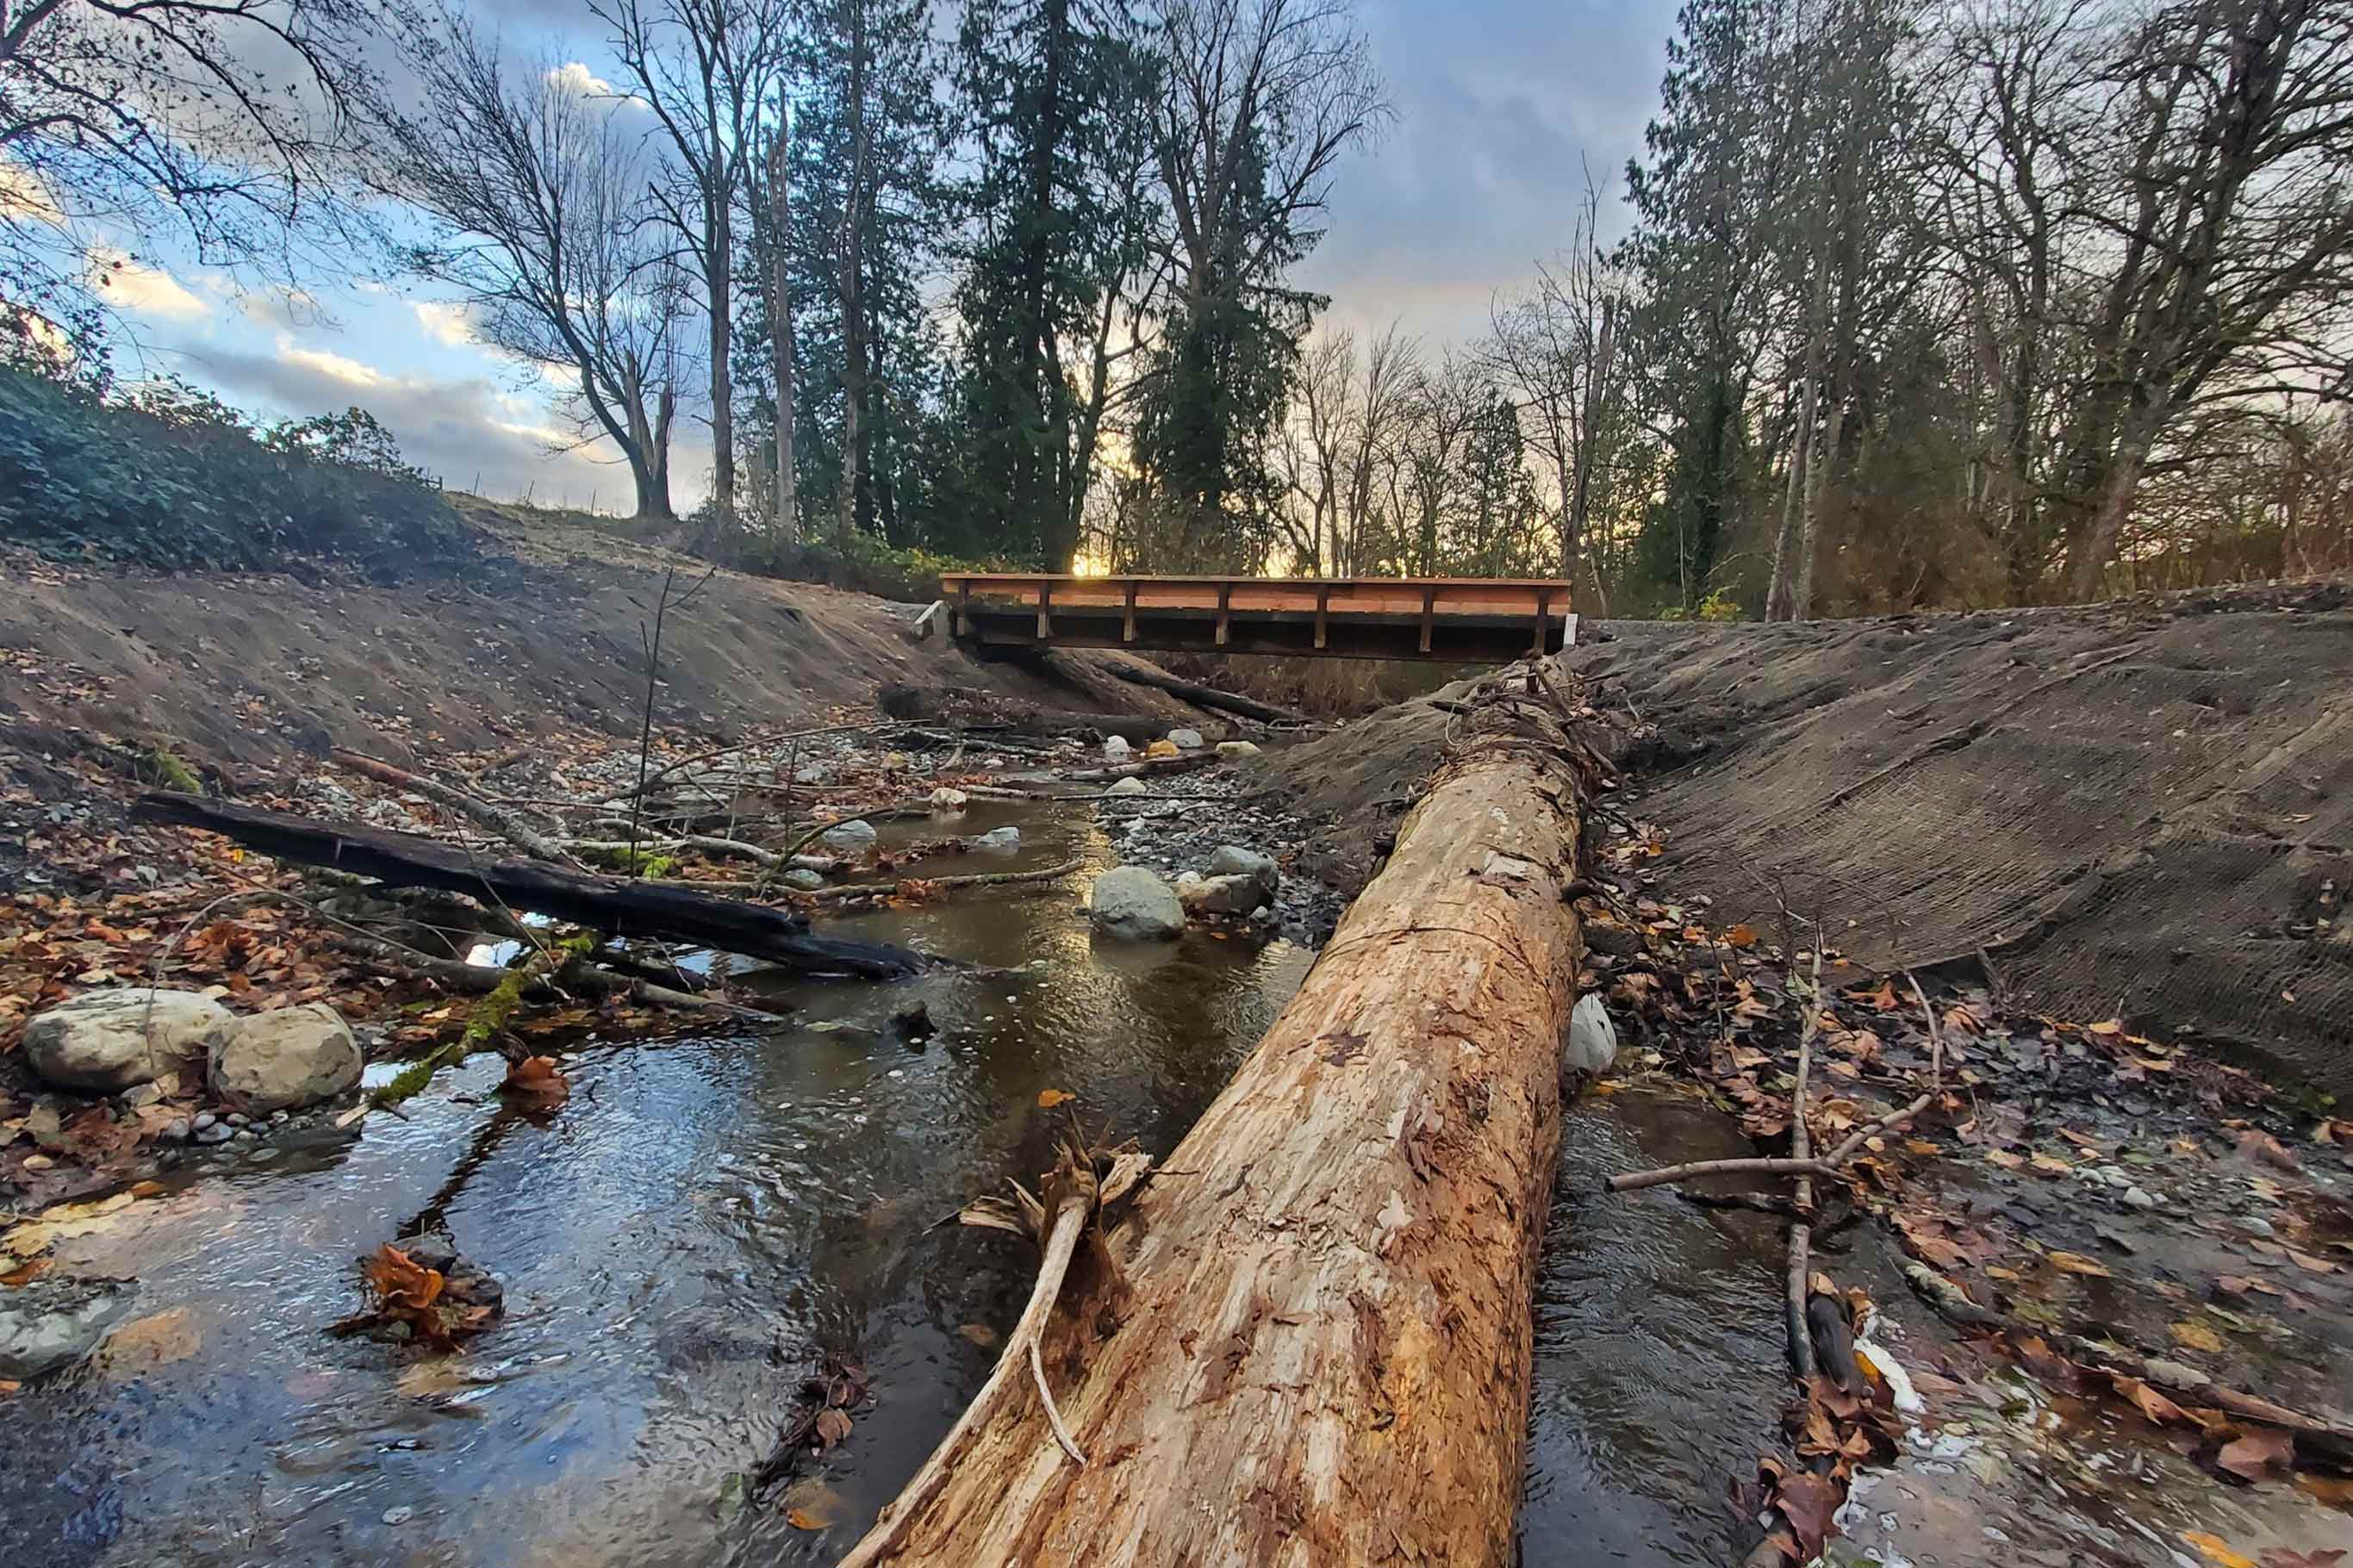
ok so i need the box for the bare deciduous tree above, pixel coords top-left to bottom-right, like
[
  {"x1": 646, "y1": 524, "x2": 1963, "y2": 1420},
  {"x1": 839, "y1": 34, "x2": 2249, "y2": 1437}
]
[{"x1": 383, "y1": 15, "x2": 688, "y2": 519}]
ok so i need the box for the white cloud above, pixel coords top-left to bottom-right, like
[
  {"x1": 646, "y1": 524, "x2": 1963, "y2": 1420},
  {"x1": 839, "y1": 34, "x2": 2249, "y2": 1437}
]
[
  {"x1": 173, "y1": 331, "x2": 711, "y2": 514},
  {"x1": 413, "y1": 299, "x2": 478, "y2": 348},
  {"x1": 86, "y1": 248, "x2": 210, "y2": 323},
  {"x1": 277, "y1": 338, "x2": 387, "y2": 389},
  {"x1": 237, "y1": 284, "x2": 326, "y2": 331},
  {"x1": 547, "y1": 60, "x2": 617, "y2": 97}
]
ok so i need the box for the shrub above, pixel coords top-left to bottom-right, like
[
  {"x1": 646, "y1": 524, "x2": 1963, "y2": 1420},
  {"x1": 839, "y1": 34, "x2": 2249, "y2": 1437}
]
[{"x1": 0, "y1": 366, "x2": 476, "y2": 576}]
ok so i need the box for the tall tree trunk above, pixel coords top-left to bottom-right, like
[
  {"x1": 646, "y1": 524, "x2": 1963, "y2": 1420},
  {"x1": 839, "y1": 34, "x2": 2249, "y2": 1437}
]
[
  {"x1": 768, "y1": 127, "x2": 799, "y2": 542},
  {"x1": 708, "y1": 184, "x2": 735, "y2": 528},
  {"x1": 836, "y1": 0, "x2": 868, "y2": 550},
  {"x1": 839, "y1": 690, "x2": 1589, "y2": 1567},
  {"x1": 1566, "y1": 295, "x2": 1616, "y2": 583},
  {"x1": 1794, "y1": 391, "x2": 1841, "y2": 619},
  {"x1": 2064, "y1": 391, "x2": 2167, "y2": 600},
  {"x1": 1767, "y1": 372, "x2": 1815, "y2": 622}
]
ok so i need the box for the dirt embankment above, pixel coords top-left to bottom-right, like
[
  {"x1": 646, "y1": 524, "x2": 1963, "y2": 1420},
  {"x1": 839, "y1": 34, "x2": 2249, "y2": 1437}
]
[
  {"x1": 0, "y1": 512, "x2": 1206, "y2": 784},
  {"x1": 1259, "y1": 582, "x2": 2353, "y2": 1095}
]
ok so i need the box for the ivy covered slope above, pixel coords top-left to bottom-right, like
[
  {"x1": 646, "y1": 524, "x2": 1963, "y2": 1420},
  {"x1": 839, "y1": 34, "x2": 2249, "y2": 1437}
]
[{"x1": 0, "y1": 368, "x2": 479, "y2": 578}]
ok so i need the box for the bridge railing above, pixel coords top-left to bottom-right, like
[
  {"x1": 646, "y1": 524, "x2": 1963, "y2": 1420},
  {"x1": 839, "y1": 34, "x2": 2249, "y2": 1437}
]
[{"x1": 937, "y1": 572, "x2": 1573, "y2": 655}]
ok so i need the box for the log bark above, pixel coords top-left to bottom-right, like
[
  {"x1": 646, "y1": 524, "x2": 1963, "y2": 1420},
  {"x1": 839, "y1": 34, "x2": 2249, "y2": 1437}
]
[
  {"x1": 839, "y1": 693, "x2": 1589, "y2": 1565},
  {"x1": 133, "y1": 793, "x2": 927, "y2": 979}
]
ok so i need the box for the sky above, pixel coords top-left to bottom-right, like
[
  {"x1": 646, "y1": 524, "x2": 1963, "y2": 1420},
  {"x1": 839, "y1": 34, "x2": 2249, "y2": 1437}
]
[{"x1": 90, "y1": 0, "x2": 1673, "y2": 515}]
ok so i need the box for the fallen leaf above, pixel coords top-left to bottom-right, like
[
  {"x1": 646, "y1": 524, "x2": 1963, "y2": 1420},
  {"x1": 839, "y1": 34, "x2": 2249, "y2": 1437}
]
[
  {"x1": 2217, "y1": 1427, "x2": 2294, "y2": 1483},
  {"x1": 101, "y1": 1307, "x2": 201, "y2": 1372},
  {"x1": 956, "y1": 1322, "x2": 999, "y2": 1348},
  {"x1": 813, "y1": 1407, "x2": 854, "y2": 1447},
  {"x1": 1723, "y1": 923, "x2": 1758, "y2": 948},
  {"x1": 501, "y1": 1055, "x2": 570, "y2": 1111},
  {"x1": 2183, "y1": 1532, "x2": 2259, "y2": 1568},
  {"x1": 2047, "y1": 1250, "x2": 2112, "y2": 1278},
  {"x1": 2030, "y1": 1153, "x2": 2076, "y2": 1176},
  {"x1": 2260, "y1": 1551, "x2": 2346, "y2": 1568},
  {"x1": 2285, "y1": 1249, "x2": 2338, "y2": 1274},
  {"x1": 2236, "y1": 1129, "x2": 2300, "y2": 1172},
  {"x1": 2170, "y1": 1320, "x2": 2226, "y2": 1353},
  {"x1": 782, "y1": 1477, "x2": 843, "y2": 1529},
  {"x1": 1985, "y1": 1149, "x2": 2026, "y2": 1170},
  {"x1": 2088, "y1": 1017, "x2": 2125, "y2": 1038},
  {"x1": 1036, "y1": 1089, "x2": 1074, "y2": 1109},
  {"x1": 2112, "y1": 1373, "x2": 2188, "y2": 1424}
]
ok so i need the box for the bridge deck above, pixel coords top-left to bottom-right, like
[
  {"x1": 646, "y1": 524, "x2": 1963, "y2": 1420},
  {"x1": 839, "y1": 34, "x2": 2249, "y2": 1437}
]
[{"x1": 938, "y1": 573, "x2": 1575, "y2": 662}]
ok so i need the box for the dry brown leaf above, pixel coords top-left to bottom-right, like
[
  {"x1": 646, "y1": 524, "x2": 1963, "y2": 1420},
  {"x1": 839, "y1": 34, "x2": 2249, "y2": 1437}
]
[
  {"x1": 2170, "y1": 1320, "x2": 2226, "y2": 1353},
  {"x1": 813, "y1": 1407, "x2": 853, "y2": 1447},
  {"x1": 2261, "y1": 1550, "x2": 2347, "y2": 1568},
  {"x1": 956, "y1": 1322, "x2": 998, "y2": 1348},
  {"x1": 2236, "y1": 1129, "x2": 2300, "y2": 1173},
  {"x1": 501, "y1": 1055, "x2": 570, "y2": 1110},
  {"x1": 2182, "y1": 1533, "x2": 2258, "y2": 1568},
  {"x1": 2047, "y1": 1250, "x2": 2112, "y2": 1278},
  {"x1": 1985, "y1": 1149, "x2": 2026, "y2": 1170},
  {"x1": 2285, "y1": 1248, "x2": 2339, "y2": 1274},
  {"x1": 2030, "y1": 1153, "x2": 2075, "y2": 1176},
  {"x1": 2112, "y1": 1374, "x2": 2188, "y2": 1424},
  {"x1": 2217, "y1": 1427, "x2": 2294, "y2": 1483},
  {"x1": 1724, "y1": 923, "x2": 1759, "y2": 949},
  {"x1": 1036, "y1": 1089, "x2": 1075, "y2": 1109}
]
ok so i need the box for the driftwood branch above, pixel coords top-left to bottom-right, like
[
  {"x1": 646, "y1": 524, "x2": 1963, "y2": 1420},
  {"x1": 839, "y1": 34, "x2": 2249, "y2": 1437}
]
[
  {"x1": 807, "y1": 858, "x2": 1084, "y2": 902},
  {"x1": 1604, "y1": 1156, "x2": 1838, "y2": 1193},
  {"x1": 332, "y1": 749, "x2": 581, "y2": 867},
  {"x1": 134, "y1": 793, "x2": 928, "y2": 978},
  {"x1": 1786, "y1": 946, "x2": 1822, "y2": 1381}
]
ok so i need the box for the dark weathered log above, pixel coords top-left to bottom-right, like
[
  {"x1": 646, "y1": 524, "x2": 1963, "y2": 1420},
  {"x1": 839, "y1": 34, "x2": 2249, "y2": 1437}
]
[
  {"x1": 134, "y1": 793, "x2": 928, "y2": 979},
  {"x1": 1102, "y1": 661, "x2": 1307, "y2": 724}
]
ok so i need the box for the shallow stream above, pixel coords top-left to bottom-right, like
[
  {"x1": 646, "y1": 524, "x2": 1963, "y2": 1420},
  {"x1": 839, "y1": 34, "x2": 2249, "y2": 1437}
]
[{"x1": 3, "y1": 801, "x2": 2331, "y2": 1566}]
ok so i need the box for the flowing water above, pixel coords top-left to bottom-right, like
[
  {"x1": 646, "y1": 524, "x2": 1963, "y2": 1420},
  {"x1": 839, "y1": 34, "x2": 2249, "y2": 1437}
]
[{"x1": 3, "y1": 801, "x2": 2325, "y2": 1566}]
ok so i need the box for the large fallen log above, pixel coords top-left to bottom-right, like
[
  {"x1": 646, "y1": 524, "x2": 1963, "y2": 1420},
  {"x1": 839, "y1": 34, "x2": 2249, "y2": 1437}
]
[
  {"x1": 840, "y1": 683, "x2": 1590, "y2": 1565},
  {"x1": 133, "y1": 793, "x2": 927, "y2": 979}
]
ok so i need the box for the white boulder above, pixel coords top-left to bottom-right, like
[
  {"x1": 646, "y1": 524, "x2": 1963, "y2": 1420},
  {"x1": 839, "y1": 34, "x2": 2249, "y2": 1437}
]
[
  {"x1": 1206, "y1": 845, "x2": 1280, "y2": 902},
  {"x1": 22, "y1": 988, "x2": 230, "y2": 1094},
  {"x1": 970, "y1": 825, "x2": 1021, "y2": 853},
  {"x1": 210, "y1": 1003, "x2": 362, "y2": 1113},
  {"x1": 1179, "y1": 874, "x2": 1263, "y2": 916},
  {"x1": 1168, "y1": 729, "x2": 1205, "y2": 750},
  {"x1": 1105, "y1": 776, "x2": 1147, "y2": 797},
  {"x1": 1102, "y1": 734, "x2": 1132, "y2": 761},
  {"x1": 1565, "y1": 993, "x2": 1619, "y2": 1074},
  {"x1": 1088, "y1": 867, "x2": 1184, "y2": 941},
  {"x1": 818, "y1": 819, "x2": 878, "y2": 851},
  {"x1": 1216, "y1": 740, "x2": 1261, "y2": 760}
]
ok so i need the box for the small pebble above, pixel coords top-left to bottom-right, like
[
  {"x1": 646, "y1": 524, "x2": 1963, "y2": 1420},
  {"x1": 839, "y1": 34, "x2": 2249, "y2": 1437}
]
[
  {"x1": 226, "y1": 1112, "x2": 250, "y2": 1128},
  {"x1": 192, "y1": 1112, "x2": 217, "y2": 1132},
  {"x1": 163, "y1": 1118, "x2": 190, "y2": 1141},
  {"x1": 21, "y1": 1154, "x2": 53, "y2": 1172},
  {"x1": 383, "y1": 1506, "x2": 415, "y2": 1525}
]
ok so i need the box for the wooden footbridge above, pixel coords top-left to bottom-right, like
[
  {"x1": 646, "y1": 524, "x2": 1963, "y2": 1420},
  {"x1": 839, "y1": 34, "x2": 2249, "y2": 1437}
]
[{"x1": 935, "y1": 573, "x2": 1576, "y2": 662}]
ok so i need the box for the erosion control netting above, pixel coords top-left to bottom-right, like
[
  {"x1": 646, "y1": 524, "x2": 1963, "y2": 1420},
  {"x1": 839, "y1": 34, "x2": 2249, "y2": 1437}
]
[
  {"x1": 1261, "y1": 583, "x2": 2353, "y2": 1095},
  {"x1": 1572, "y1": 585, "x2": 2353, "y2": 1093}
]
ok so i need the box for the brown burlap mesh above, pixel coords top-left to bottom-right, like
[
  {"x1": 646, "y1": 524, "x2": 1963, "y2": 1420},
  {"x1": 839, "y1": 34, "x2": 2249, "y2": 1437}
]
[{"x1": 1569, "y1": 584, "x2": 2352, "y2": 1093}]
